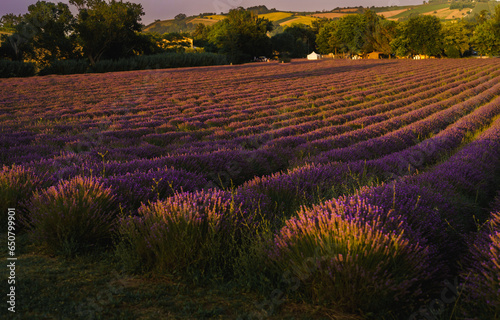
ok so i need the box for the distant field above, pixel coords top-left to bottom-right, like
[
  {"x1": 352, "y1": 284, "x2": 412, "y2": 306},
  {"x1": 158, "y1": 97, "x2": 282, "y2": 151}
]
[
  {"x1": 281, "y1": 15, "x2": 318, "y2": 26},
  {"x1": 189, "y1": 18, "x2": 219, "y2": 25},
  {"x1": 258, "y1": 12, "x2": 293, "y2": 21},
  {"x1": 423, "y1": 7, "x2": 467, "y2": 19},
  {"x1": 205, "y1": 14, "x2": 226, "y2": 20},
  {"x1": 377, "y1": 9, "x2": 407, "y2": 18},
  {"x1": 389, "y1": 3, "x2": 449, "y2": 19},
  {"x1": 471, "y1": 1, "x2": 499, "y2": 16},
  {"x1": 310, "y1": 12, "x2": 349, "y2": 19}
]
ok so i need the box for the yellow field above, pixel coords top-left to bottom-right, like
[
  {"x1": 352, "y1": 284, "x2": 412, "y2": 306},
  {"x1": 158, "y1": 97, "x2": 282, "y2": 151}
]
[
  {"x1": 281, "y1": 16, "x2": 318, "y2": 26},
  {"x1": 205, "y1": 15, "x2": 226, "y2": 20},
  {"x1": 258, "y1": 12, "x2": 293, "y2": 21},
  {"x1": 310, "y1": 12, "x2": 349, "y2": 19},
  {"x1": 423, "y1": 8, "x2": 468, "y2": 19},
  {"x1": 377, "y1": 9, "x2": 408, "y2": 18},
  {"x1": 189, "y1": 18, "x2": 219, "y2": 25}
]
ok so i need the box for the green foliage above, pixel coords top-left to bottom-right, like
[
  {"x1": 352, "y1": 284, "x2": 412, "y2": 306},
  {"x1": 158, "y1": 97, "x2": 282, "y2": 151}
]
[
  {"x1": 0, "y1": 59, "x2": 36, "y2": 77},
  {"x1": 0, "y1": 13, "x2": 23, "y2": 29},
  {"x1": 71, "y1": 0, "x2": 145, "y2": 64},
  {"x1": 25, "y1": 176, "x2": 119, "y2": 257},
  {"x1": 37, "y1": 52, "x2": 227, "y2": 75},
  {"x1": 0, "y1": 1, "x2": 78, "y2": 64},
  {"x1": 391, "y1": 15, "x2": 443, "y2": 57},
  {"x1": 282, "y1": 24, "x2": 316, "y2": 58},
  {"x1": 269, "y1": 197, "x2": 432, "y2": 316},
  {"x1": 0, "y1": 165, "x2": 45, "y2": 230},
  {"x1": 38, "y1": 59, "x2": 89, "y2": 75},
  {"x1": 372, "y1": 19, "x2": 398, "y2": 55},
  {"x1": 442, "y1": 20, "x2": 471, "y2": 57},
  {"x1": 472, "y1": 6, "x2": 500, "y2": 56},
  {"x1": 271, "y1": 32, "x2": 295, "y2": 57},
  {"x1": 116, "y1": 190, "x2": 246, "y2": 276},
  {"x1": 89, "y1": 52, "x2": 227, "y2": 73},
  {"x1": 317, "y1": 10, "x2": 389, "y2": 56},
  {"x1": 207, "y1": 8, "x2": 273, "y2": 63}
]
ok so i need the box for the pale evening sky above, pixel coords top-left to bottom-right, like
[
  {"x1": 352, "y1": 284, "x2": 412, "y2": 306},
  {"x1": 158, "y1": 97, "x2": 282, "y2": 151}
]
[{"x1": 1, "y1": 0, "x2": 423, "y2": 25}]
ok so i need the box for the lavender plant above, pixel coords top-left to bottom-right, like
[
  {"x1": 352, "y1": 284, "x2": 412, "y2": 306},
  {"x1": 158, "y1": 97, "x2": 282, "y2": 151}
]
[{"x1": 25, "y1": 176, "x2": 119, "y2": 256}]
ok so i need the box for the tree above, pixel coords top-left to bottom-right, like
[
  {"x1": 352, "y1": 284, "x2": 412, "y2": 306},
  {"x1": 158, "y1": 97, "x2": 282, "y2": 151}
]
[
  {"x1": 442, "y1": 21, "x2": 470, "y2": 58},
  {"x1": 208, "y1": 8, "x2": 272, "y2": 63},
  {"x1": 282, "y1": 24, "x2": 315, "y2": 57},
  {"x1": 70, "y1": 0, "x2": 145, "y2": 64},
  {"x1": 271, "y1": 31, "x2": 294, "y2": 58},
  {"x1": 471, "y1": 4, "x2": 500, "y2": 56},
  {"x1": 0, "y1": 1, "x2": 76, "y2": 64},
  {"x1": 0, "y1": 14, "x2": 23, "y2": 29},
  {"x1": 332, "y1": 14, "x2": 366, "y2": 56},
  {"x1": 391, "y1": 15, "x2": 442, "y2": 57},
  {"x1": 472, "y1": 20, "x2": 500, "y2": 56},
  {"x1": 316, "y1": 19, "x2": 340, "y2": 54},
  {"x1": 175, "y1": 13, "x2": 187, "y2": 20},
  {"x1": 372, "y1": 19, "x2": 398, "y2": 56}
]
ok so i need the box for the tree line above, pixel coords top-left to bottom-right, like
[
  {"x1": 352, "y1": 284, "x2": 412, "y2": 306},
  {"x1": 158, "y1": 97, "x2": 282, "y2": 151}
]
[
  {"x1": 0, "y1": 0, "x2": 198, "y2": 68},
  {"x1": 191, "y1": 5, "x2": 500, "y2": 61},
  {"x1": 1, "y1": 1, "x2": 500, "y2": 73}
]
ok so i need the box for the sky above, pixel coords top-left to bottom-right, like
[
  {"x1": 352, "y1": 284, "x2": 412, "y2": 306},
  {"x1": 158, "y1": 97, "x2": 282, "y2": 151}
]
[{"x1": 1, "y1": 0, "x2": 423, "y2": 25}]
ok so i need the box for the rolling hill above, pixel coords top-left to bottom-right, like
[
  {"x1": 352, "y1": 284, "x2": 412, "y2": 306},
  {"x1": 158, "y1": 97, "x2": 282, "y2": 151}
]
[{"x1": 143, "y1": 1, "x2": 500, "y2": 34}]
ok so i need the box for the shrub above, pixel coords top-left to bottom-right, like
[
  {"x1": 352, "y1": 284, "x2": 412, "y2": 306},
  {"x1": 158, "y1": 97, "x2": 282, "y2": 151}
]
[
  {"x1": 460, "y1": 210, "x2": 500, "y2": 318},
  {"x1": 38, "y1": 59, "x2": 89, "y2": 76},
  {"x1": 0, "y1": 165, "x2": 45, "y2": 231},
  {"x1": 89, "y1": 52, "x2": 228, "y2": 74},
  {"x1": 25, "y1": 176, "x2": 118, "y2": 256},
  {"x1": 269, "y1": 195, "x2": 435, "y2": 316},
  {"x1": 116, "y1": 189, "x2": 254, "y2": 276},
  {"x1": 0, "y1": 60, "x2": 36, "y2": 78}
]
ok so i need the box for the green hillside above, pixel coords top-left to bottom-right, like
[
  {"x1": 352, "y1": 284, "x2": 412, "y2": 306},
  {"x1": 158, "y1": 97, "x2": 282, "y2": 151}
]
[{"x1": 144, "y1": 2, "x2": 500, "y2": 34}]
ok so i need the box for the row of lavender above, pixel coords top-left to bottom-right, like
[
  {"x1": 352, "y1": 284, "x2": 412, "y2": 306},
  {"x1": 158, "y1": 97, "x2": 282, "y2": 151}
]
[
  {"x1": 2, "y1": 60, "x2": 497, "y2": 192},
  {"x1": 1, "y1": 59, "x2": 500, "y2": 318}
]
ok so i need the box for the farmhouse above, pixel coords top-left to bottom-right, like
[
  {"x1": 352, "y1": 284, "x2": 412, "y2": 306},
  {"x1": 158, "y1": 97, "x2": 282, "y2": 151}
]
[
  {"x1": 365, "y1": 52, "x2": 384, "y2": 59},
  {"x1": 307, "y1": 51, "x2": 321, "y2": 60}
]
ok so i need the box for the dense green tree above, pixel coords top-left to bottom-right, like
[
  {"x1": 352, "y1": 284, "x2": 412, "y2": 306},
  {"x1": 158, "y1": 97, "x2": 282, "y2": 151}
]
[
  {"x1": 271, "y1": 31, "x2": 294, "y2": 57},
  {"x1": 442, "y1": 21, "x2": 470, "y2": 58},
  {"x1": 207, "y1": 8, "x2": 272, "y2": 63},
  {"x1": 335, "y1": 14, "x2": 366, "y2": 56},
  {"x1": 70, "y1": 0, "x2": 145, "y2": 64},
  {"x1": 391, "y1": 15, "x2": 442, "y2": 57},
  {"x1": 175, "y1": 13, "x2": 187, "y2": 20},
  {"x1": 0, "y1": 14, "x2": 23, "y2": 29},
  {"x1": 372, "y1": 19, "x2": 398, "y2": 56},
  {"x1": 471, "y1": 5, "x2": 500, "y2": 56},
  {"x1": 361, "y1": 9, "x2": 382, "y2": 53},
  {"x1": 316, "y1": 19, "x2": 340, "y2": 54},
  {"x1": 472, "y1": 20, "x2": 500, "y2": 56},
  {"x1": 0, "y1": 1, "x2": 76, "y2": 64},
  {"x1": 282, "y1": 24, "x2": 315, "y2": 57}
]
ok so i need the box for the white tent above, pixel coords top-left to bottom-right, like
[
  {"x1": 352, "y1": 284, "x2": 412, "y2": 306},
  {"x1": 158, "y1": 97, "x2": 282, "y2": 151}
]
[{"x1": 307, "y1": 51, "x2": 321, "y2": 60}]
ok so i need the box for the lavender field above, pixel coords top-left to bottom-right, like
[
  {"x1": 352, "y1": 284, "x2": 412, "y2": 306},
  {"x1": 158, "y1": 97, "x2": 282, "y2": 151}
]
[{"x1": 1, "y1": 59, "x2": 500, "y2": 319}]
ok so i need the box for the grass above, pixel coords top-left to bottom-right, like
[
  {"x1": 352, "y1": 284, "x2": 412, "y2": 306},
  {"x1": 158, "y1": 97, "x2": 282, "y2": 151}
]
[
  {"x1": 258, "y1": 12, "x2": 294, "y2": 21},
  {"x1": 471, "y1": 1, "x2": 498, "y2": 16},
  {"x1": 390, "y1": 3, "x2": 450, "y2": 19},
  {"x1": 281, "y1": 16, "x2": 318, "y2": 27},
  {"x1": 0, "y1": 234, "x2": 362, "y2": 319}
]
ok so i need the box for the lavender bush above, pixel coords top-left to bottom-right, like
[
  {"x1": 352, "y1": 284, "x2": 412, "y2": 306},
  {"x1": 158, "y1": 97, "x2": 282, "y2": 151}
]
[{"x1": 25, "y1": 176, "x2": 119, "y2": 256}]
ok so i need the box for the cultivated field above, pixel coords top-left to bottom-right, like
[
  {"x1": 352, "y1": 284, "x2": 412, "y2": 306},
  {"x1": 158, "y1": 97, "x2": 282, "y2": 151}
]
[{"x1": 1, "y1": 59, "x2": 500, "y2": 319}]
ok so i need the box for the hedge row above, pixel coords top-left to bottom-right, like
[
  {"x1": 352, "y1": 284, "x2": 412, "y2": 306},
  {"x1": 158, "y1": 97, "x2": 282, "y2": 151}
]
[{"x1": 0, "y1": 52, "x2": 229, "y2": 78}]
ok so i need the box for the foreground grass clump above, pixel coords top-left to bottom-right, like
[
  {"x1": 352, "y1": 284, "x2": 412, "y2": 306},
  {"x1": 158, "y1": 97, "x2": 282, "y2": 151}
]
[
  {"x1": 0, "y1": 165, "x2": 45, "y2": 230},
  {"x1": 269, "y1": 195, "x2": 435, "y2": 316},
  {"x1": 461, "y1": 207, "x2": 500, "y2": 319},
  {"x1": 25, "y1": 176, "x2": 119, "y2": 256},
  {"x1": 116, "y1": 189, "x2": 254, "y2": 277}
]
